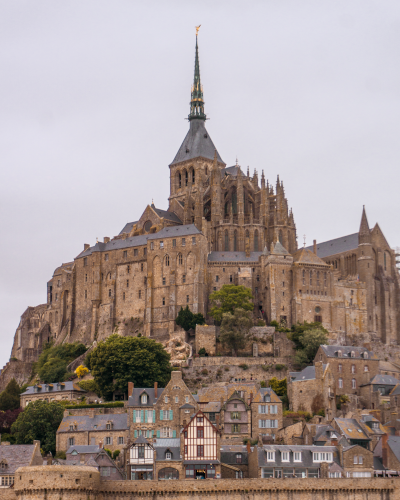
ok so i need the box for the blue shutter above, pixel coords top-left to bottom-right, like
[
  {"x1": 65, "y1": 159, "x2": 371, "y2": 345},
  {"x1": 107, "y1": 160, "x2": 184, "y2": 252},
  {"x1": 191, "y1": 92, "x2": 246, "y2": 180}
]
[
  {"x1": 169, "y1": 409, "x2": 173, "y2": 420},
  {"x1": 134, "y1": 430, "x2": 137, "y2": 438},
  {"x1": 141, "y1": 410, "x2": 144, "y2": 423},
  {"x1": 145, "y1": 410, "x2": 148, "y2": 423},
  {"x1": 173, "y1": 430, "x2": 176, "y2": 438},
  {"x1": 153, "y1": 410, "x2": 156, "y2": 423},
  {"x1": 157, "y1": 430, "x2": 160, "y2": 438},
  {"x1": 160, "y1": 410, "x2": 163, "y2": 420}
]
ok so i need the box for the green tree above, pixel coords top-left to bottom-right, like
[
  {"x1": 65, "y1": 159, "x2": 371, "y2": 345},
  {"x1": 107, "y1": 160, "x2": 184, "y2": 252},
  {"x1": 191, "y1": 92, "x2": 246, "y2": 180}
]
[
  {"x1": 269, "y1": 376, "x2": 287, "y2": 397},
  {"x1": 289, "y1": 321, "x2": 329, "y2": 350},
  {"x1": 89, "y1": 335, "x2": 172, "y2": 400},
  {"x1": 209, "y1": 285, "x2": 254, "y2": 323},
  {"x1": 0, "y1": 378, "x2": 21, "y2": 411},
  {"x1": 175, "y1": 306, "x2": 205, "y2": 332},
  {"x1": 35, "y1": 342, "x2": 87, "y2": 383},
  {"x1": 11, "y1": 400, "x2": 64, "y2": 455},
  {"x1": 294, "y1": 327, "x2": 329, "y2": 367},
  {"x1": 219, "y1": 308, "x2": 253, "y2": 356}
]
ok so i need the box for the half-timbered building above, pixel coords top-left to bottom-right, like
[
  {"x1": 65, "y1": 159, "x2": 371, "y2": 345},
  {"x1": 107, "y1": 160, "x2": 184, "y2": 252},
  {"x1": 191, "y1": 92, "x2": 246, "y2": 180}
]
[{"x1": 129, "y1": 436, "x2": 154, "y2": 480}]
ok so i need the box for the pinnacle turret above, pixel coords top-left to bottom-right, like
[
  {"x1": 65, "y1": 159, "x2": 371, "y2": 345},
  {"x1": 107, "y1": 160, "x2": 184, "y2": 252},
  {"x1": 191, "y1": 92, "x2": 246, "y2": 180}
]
[
  {"x1": 188, "y1": 32, "x2": 206, "y2": 121},
  {"x1": 359, "y1": 205, "x2": 371, "y2": 244}
]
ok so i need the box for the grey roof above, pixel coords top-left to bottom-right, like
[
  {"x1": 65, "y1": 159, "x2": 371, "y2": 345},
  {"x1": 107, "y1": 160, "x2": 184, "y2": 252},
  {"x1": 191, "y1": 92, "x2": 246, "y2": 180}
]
[
  {"x1": 366, "y1": 374, "x2": 399, "y2": 386},
  {"x1": 128, "y1": 387, "x2": 164, "y2": 407},
  {"x1": 208, "y1": 251, "x2": 262, "y2": 263},
  {"x1": 390, "y1": 384, "x2": 400, "y2": 396},
  {"x1": 290, "y1": 365, "x2": 327, "y2": 382},
  {"x1": 314, "y1": 425, "x2": 338, "y2": 442},
  {"x1": 257, "y1": 445, "x2": 339, "y2": 468},
  {"x1": 224, "y1": 165, "x2": 243, "y2": 177},
  {"x1": 150, "y1": 205, "x2": 182, "y2": 224},
  {"x1": 183, "y1": 460, "x2": 220, "y2": 465},
  {"x1": 0, "y1": 444, "x2": 37, "y2": 474},
  {"x1": 271, "y1": 241, "x2": 289, "y2": 255},
  {"x1": 58, "y1": 413, "x2": 128, "y2": 433},
  {"x1": 374, "y1": 456, "x2": 386, "y2": 471},
  {"x1": 387, "y1": 436, "x2": 400, "y2": 463},
  {"x1": 305, "y1": 233, "x2": 359, "y2": 258},
  {"x1": 171, "y1": 119, "x2": 224, "y2": 166},
  {"x1": 220, "y1": 445, "x2": 248, "y2": 465},
  {"x1": 66, "y1": 445, "x2": 101, "y2": 454},
  {"x1": 180, "y1": 403, "x2": 195, "y2": 409},
  {"x1": 134, "y1": 436, "x2": 150, "y2": 445},
  {"x1": 79, "y1": 224, "x2": 200, "y2": 259},
  {"x1": 22, "y1": 381, "x2": 85, "y2": 395},
  {"x1": 319, "y1": 345, "x2": 375, "y2": 359},
  {"x1": 153, "y1": 438, "x2": 181, "y2": 461},
  {"x1": 119, "y1": 220, "x2": 138, "y2": 235}
]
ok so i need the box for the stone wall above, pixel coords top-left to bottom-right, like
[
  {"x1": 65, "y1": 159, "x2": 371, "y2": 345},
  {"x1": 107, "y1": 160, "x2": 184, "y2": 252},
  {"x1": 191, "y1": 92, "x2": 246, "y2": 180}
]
[
  {"x1": 12, "y1": 466, "x2": 398, "y2": 500},
  {"x1": 195, "y1": 325, "x2": 216, "y2": 355}
]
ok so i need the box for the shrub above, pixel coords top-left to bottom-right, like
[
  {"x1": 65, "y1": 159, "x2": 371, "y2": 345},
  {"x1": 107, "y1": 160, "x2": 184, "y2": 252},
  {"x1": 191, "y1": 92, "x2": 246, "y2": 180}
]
[
  {"x1": 260, "y1": 381, "x2": 267, "y2": 388},
  {"x1": 239, "y1": 364, "x2": 249, "y2": 370},
  {"x1": 55, "y1": 451, "x2": 66, "y2": 460},
  {"x1": 112, "y1": 449, "x2": 120, "y2": 460},
  {"x1": 77, "y1": 380, "x2": 100, "y2": 394},
  {"x1": 274, "y1": 364, "x2": 287, "y2": 371},
  {"x1": 256, "y1": 320, "x2": 266, "y2": 326},
  {"x1": 224, "y1": 367, "x2": 230, "y2": 371},
  {"x1": 201, "y1": 369, "x2": 209, "y2": 376},
  {"x1": 262, "y1": 365, "x2": 271, "y2": 372},
  {"x1": 104, "y1": 448, "x2": 112, "y2": 458},
  {"x1": 283, "y1": 410, "x2": 313, "y2": 422}
]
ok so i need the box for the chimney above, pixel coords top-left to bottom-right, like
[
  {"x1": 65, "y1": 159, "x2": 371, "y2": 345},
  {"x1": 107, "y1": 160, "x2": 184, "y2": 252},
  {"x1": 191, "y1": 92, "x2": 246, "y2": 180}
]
[
  {"x1": 171, "y1": 371, "x2": 182, "y2": 382},
  {"x1": 382, "y1": 433, "x2": 388, "y2": 469},
  {"x1": 246, "y1": 440, "x2": 251, "y2": 454},
  {"x1": 315, "y1": 361, "x2": 323, "y2": 380},
  {"x1": 104, "y1": 237, "x2": 110, "y2": 243},
  {"x1": 154, "y1": 382, "x2": 158, "y2": 399},
  {"x1": 99, "y1": 441, "x2": 103, "y2": 449},
  {"x1": 313, "y1": 240, "x2": 317, "y2": 255},
  {"x1": 128, "y1": 382, "x2": 134, "y2": 398},
  {"x1": 331, "y1": 438, "x2": 338, "y2": 447},
  {"x1": 84, "y1": 244, "x2": 90, "y2": 251}
]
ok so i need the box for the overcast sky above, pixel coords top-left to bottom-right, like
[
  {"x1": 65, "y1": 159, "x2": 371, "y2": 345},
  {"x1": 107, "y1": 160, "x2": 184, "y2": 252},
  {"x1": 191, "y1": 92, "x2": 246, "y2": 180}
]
[{"x1": 0, "y1": 0, "x2": 399, "y2": 370}]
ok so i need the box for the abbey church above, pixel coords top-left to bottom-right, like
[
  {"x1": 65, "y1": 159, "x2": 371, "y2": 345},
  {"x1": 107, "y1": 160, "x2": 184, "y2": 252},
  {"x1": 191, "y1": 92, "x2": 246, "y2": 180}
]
[{"x1": 7, "y1": 35, "x2": 400, "y2": 375}]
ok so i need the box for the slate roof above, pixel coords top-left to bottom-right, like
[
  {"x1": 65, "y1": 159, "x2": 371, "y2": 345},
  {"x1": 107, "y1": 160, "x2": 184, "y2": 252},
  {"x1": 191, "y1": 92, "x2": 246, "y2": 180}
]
[
  {"x1": 374, "y1": 456, "x2": 386, "y2": 471},
  {"x1": 128, "y1": 387, "x2": 164, "y2": 407},
  {"x1": 58, "y1": 413, "x2": 128, "y2": 433},
  {"x1": 67, "y1": 445, "x2": 101, "y2": 454},
  {"x1": 171, "y1": 119, "x2": 224, "y2": 166},
  {"x1": 179, "y1": 403, "x2": 195, "y2": 409},
  {"x1": 0, "y1": 444, "x2": 37, "y2": 474},
  {"x1": 79, "y1": 224, "x2": 200, "y2": 259},
  {"x1": 313, "y1": 425, "x2": 338, "y2": 442},
  {"x1": 334, "y1": 418, "x2": 370, "y2": 441},
  {"x1": 220, "y1": 445, "x2": 248, "y2": 465},
  {"x1": 319, "y1": 345, "x2": 376, "y2": 359},
  {"x1": 201, "y1": 402, "x2": 221, "y2": 413},
  {"x1": 379, "y1": 360, "x2": 400, "y2": 373},
  {"x1": 289, "y1": 365, "x2": 327, "y2": 382},
  {"x1": 305, "y1": 233, "x2": 359, "y2": 258},
  {"x1": 119, "y1": 220, "x2": 139, "y2": 235},
  {"x1": 150, "y1": 205, "x2": 182, "y2": 224},
  {"x1": 390, "y1": 384, "x2": 400, "y2": 396},
  {"x1": 208, "y1": 251, "x2": 262, "y2": 263},
  {"x1": 271, "y1": 242, "x2": 290, "y2": 255},
  {"x1": 257, "y1": 445, "x2": 339, "y2": 468},
  {"x1": 362, "y1": 374, "x2": 399, "y2": 386},
  {"x1": 134, "y1": 436, "x2": 150, "y2": 445},
  {"x1": 153, "y1": 438, "x2": 181, "y2": 461},
  {"x1": 224, "y1": 166, "x2": 244, "y2": 177},
  {"x1": 22, "y1": 381, "x2": 85, "y2": 395},
  {"x1": 387, "y1": 436, "x2": 400, "y2": 463},
  {"x1": 293, "y1": 248, "x2": 330, "y2": 266}
]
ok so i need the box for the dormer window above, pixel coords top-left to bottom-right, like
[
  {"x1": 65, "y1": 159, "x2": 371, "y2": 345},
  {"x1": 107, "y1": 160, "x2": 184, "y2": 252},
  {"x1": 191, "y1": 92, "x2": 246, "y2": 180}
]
[
  {"x1": 106, "y1": 423, "x2": 112, "y2": 430},
  {"x1": 338, "y1": 350, "x2": 342, "y2": 357},
  {"x1": 264, "y1": 394, "x2": 271, "y2": 403},
  {"x1": 351, "y1": 351, "x2": 355, "y2": 358},
  {"x1": 165, "y1": 451, "x2": 172, "y2": 460},
  {"x1": 363, "y1": 352, "x2": 368, "y2": 359},
  {"x1": 236, "y1": 453, "x2": 242, "y2": 464},
  {"x1": 141, "y1": 394, "x2": 148, "y2": 404}
]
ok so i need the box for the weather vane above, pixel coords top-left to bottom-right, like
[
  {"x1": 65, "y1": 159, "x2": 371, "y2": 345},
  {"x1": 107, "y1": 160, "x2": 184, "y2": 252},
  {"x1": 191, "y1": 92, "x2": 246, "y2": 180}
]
[{"x1": 196, "y1": 25, "x2": 201, "y2": 35}]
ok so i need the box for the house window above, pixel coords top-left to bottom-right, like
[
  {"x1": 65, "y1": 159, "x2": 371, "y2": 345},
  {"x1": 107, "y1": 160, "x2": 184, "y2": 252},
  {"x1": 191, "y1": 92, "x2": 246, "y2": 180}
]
[
  {"x1": 160, "y1": 241, "x2": 164, "y2": 249},
  {"x1": 106, "y1": 423, "x2": 111, "y2": 430},
  {"x1": 172, "y1": 239, "x2": 176, "y2": 247},
  {"x1": 85, "y1": 290, "x2": 87, "y2": 299},
  {"x1": 133, "y1": 249, "x2": 138, "y2": 256},
  {"x1": 118, "y1": 437, "x2": 124, "y2": 445},
  {"x1": 165, "y1": 396, "x2": 168, "y2": 403},
  {"x1": 338, "y1": 378, "x2": 343, "y2": 389},
  {"x1": 123, "y1": 250, "x2": 127, "y2": 259},
  {"x1": 197, "y1": 416, "x2": 203, "y2": 423},
  {"x1": 165, "y1": 255, "x2": 170, "y2": 266},
  {"x1": 192, "y1": 237, "x2": 196, "y2": 245},
  {"x1": 197, "y1": 427, "x2": 204, "y2": 438},
  {"x1": 313, "y1": 452, "x2": 333, "y2": 462},
  {"x1": 150, "y1": 242, "x2": 154, "y2": 250},
  {"x1": 230, "y1": 275, "x2": 233, "y2": 283},
  {"x1": 127, "y1": 279, "x2": 129, "y2": 287},
  {"x1": 351, "y1": 365, "x2": 356, "y2": 373},
  {"x1": 182, "y1": 274, "x2": 186, "y2": 283},
  {"x1": 293, "y1": 452, "x2": 302, "y2": 462},
  {"x1": 105, "y1": 437, "x2": 111, "y2": 445},
  {"x1": 127, "y1": 265, "x2": 130, "y2": 274},
  {"x1": 209, "y1": 412, "x2": 216, "y2": 422},
  {"x1": 69, "y1": 438, "x2": 74, "y2": 446},
  {"x1": 216, "y1": 276, "x2": 219, "y2": 282},
  {"x1": 165, "y1": 452, "x2": 172, "y2": 460},
  {"x1": 162, "y1": 297, "x2": 165, "y2": 305},
  {"x1": 178, "y1": 254, "x2": 183, "y2": 265},
  {"x1": 182, "y1": 238, "x2": 186, "y2": 246},
  {"x1": 352, "y1": 379, "x2": 357, "y2": 389},
  {"x1": 232, "y1": 424, "x2": 240, "y2": 433},
  {"x1": 185, "y1": 396, "x2": 189, "y2": 403},
  {"x1": 139, "y1": 290, "x2": 142, "y2": 299},
  {"x1": 338, "y1": 364, "x2": 342, "y2": 373},
  {"x1": 186, "y1": 295, "x2": 189, "y2": 303},
  {"x1": 161, "y1": 427, "x2": 172, "y2": 438},
  {"x1": 236, "y1": 453, "x2": 242, "y2": 464},
  {"x1": 138, "y1": 445, "x2": 145, "y2": 458},
  {"x1": 108, "y1": 289, "x2": 112, "y2": 297},
  {"x1": 84, "y1": 257, "x2": 87, "y2": 266},
  {"x1": 141, "y1": 394, "x2": 147, "y2": 404},
  {"x1": 105, "y1": 254, "x2": 109, "y2": 261},
  {"x1": 163, "y1": 277, "x2": 166, "y2": 286},
  {"x1": 231, "y1": 411, "x2": 240, "y2": 419},
  {"x1": 281, "y1": 452, "x2": 289, "y2": 462},
  {"x1": 85, "y1": 274, "x2": 87, "y2": 282},
  {"x1": 144, "y1": 247, "x2": 147, "y2": 256},
  {"x1": 267, "y1": 451, "x2": 275, "y2": 462},
  {"x1": 197, "y1": 445, "x2": 204, "y2": 457}
]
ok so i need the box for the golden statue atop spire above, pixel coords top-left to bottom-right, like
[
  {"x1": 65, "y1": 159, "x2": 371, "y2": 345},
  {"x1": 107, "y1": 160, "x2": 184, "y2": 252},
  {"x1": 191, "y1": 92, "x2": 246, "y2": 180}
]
[{"x1": 195, "y1": 25, "x2": 201, "y2": 36}]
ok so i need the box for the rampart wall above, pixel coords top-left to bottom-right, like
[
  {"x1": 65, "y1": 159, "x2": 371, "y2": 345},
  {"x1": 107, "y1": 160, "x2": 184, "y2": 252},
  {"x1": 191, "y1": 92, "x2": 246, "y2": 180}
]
[{"x1": 11, "y1": 466, "x2": 398, "y2": 500}]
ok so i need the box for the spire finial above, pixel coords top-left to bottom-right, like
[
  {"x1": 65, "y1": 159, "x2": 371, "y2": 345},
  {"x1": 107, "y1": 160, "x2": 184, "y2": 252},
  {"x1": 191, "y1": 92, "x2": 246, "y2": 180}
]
[
  {"x1": 188, "y1": 29, "x2": 206, "y2": 121},
  {"x1": 236, "y1": 157, "x2": 238, "y2": 166},
  {"x1": 303, "y1": 234, "x2": 306, "y2": 248}
]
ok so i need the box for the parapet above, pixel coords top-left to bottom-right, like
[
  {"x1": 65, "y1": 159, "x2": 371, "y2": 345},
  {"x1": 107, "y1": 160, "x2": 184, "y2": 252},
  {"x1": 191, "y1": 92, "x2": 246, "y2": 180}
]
[{"x1": 15, "y1": 465, "x2": 100, "y2": 491}]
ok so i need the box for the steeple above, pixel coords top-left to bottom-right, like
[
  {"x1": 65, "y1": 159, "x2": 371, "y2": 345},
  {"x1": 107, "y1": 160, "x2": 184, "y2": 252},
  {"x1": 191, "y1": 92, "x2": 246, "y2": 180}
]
[
  {"x1": 359, "y1": 205, "x2": 371, "y2": 244},
  {"x1": 189, "y1": 31, "x2": 206, "y2": 121}
]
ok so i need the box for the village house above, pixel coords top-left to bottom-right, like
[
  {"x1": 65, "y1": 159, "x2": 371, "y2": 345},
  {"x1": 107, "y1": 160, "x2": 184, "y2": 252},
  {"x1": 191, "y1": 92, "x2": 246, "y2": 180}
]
[
  {"x1": 0, "y1": 441, "x2": 42, "y2": 487},
  {"x1": 332, "y1": 418, "x2": 372, "y2": 450},
  {"x1": 65, "y1": 444, "x2": 125, "y2": 480},
  {"x1": 220, "y1": 444, "x2": 249, "y2": 478},
  {"x1": 359, "y1": 374, "x2": 399, "y2": 410},
  {"x1": 20, "y1": 381, "x2": 86, "y2": 407}
]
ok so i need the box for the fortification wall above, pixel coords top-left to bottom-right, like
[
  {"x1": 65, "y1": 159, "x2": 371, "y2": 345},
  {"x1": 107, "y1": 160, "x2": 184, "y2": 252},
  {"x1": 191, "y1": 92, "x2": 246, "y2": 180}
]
[{"x1": 12, "y1": 466, "x2": 398, "y2": 500}]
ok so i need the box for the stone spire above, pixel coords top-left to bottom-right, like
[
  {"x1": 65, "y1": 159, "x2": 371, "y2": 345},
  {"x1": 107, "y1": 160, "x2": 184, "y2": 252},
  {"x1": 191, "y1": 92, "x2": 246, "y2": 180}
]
[
  {"x1": 359, "y1": 205, "x2": 371, "y2": 244},
  {"x1": 188, "y1": 32, "x2": 206, "y2": 121}
]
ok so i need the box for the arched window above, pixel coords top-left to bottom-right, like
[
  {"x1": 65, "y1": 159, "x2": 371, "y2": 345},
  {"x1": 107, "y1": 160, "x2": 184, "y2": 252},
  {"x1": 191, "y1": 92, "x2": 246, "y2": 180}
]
[
  {"x1": 338, "y1": 378, "x2": 343, "y2": 389},
  {"x1": 158, "y1": 468, "x2": 179, "y2": 480},
  {"x1": 224, "y1": 231, "x2": 229, "y2": 251},
  {"x1": 165, "y1": 450, "x2": 172, "y2": 460},
  {"x1": 165, "y1": 255, "x2": 170, "y2": 266},
  {"x1": 185, "y1": 170, "x2": 188, "y2": 186},
  {"x1": 141, "y1": 394, "x2": 147, "y2": 404},
  {"x1": 178, "y1": 254, "x2": 183, "y2": 266},
  {"x1": 232, "y1": 189, "x2": 237, "y2": 214},
  {"x1": 205, "y1": 166, "x2": 208, "y2": 176},
  {"x1": 192, "y1": 169, "x2": 195, "y2": 184},
  {"x1": 254, "y1": 230, "x2": 259, "y2": 252},
  {"x1": 351, "y1": 351, "x2": 355, "y2": 358},
  {"x1": 178, "y1": 172, "x2": 181, "y2": 189},
  {"x1": 352, "y1": 379, "x2": 356, "y2": 389},
  {"x1": 309, "y1": 270, "x2": 312, "y2": 285},
  {"x1": 233, "y1": 230, "x2": 238, "y2": 251},
  {"x1": 363, "y1": 352, "x2": 368, "y2": 359},
  {"x1": 384, "y1": 252, "x2": 387, "y2": 271}
]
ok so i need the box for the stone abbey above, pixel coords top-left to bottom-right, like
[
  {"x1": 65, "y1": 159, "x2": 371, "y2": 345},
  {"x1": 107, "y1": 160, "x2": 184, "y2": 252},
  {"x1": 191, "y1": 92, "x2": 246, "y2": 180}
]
[{"x1": 5, "y1": 34, "x2": 400, "y2": 381}]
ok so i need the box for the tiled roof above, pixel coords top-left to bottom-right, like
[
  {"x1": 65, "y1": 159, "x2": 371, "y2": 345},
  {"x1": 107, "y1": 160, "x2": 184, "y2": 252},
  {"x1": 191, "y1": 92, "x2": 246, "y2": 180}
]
[
  {"x1": 58, "y1": 413, "x2": 128, "y2": 433},
  {"x1": 127, "y1": 387, "x2": 164, "y2": 407},
  {"x1": 334, "y1": 418, "x2": 370, "y2": 441},
  {"x1": 0, "y1": 445, "x2": 37, "y2": 474},
  {"x1": 22, "y1": 381, "x2": 85, "y2": 395},
  {"x1": 170, "y1": 119, "x2": 224, "y2": 166},
  {"x1": 379, "y1": 360, "x2": 400, "y2": 373},
  {"x1": 197, "y1": 383, "x2": 260, "y2": 403},
  {"x1": 305, "y1": 233, "x2": 359, "y2": 258},
  {"x1": 208, "y1": 251, "x2": 262, "y2": 263},
  {"x1": 293, "y1": 248, "x2": 330, "y2": 266},
  {"x1": 201, "y1": 402, "x2": 221, "y2": 412},
  {"x1": 320, "y1": 345, "x2": 376, "y2": 359}
]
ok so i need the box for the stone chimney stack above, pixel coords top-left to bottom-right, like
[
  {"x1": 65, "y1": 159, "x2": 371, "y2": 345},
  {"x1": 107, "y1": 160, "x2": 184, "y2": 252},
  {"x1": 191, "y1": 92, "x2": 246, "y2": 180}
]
[
  {"x1": 246, "y1": 441, "x2": 251, "y2": 454},
  {"x1": 315, "y1": 361, "x2": 323, "y2": 381},
  {"x1": 84, "y1": 244, "x2": 90, "y2": 251},
  {"x1": 99, "y1": 441, "x2": 103, "y2": 449},
  {"x1": 313, "y1": 240, "x2": 317, "y2": 255},
  {"x1": 104, "y1": 237, "x2": 110, "y2": 244},
  {"x1": 128, "y1": 382, "x2": 134, "y2": 398},
  {"x1": 154, "y1": 382, "x2": 158, "y2": 399}
]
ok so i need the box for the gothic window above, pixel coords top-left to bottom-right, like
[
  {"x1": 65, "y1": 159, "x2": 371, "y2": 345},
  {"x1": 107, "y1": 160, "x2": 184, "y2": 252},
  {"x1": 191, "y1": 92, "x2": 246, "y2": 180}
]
[
  {"x1": 234, "y1": 230, "x2": 238, "y2": 251},
  {"x1": 127, "y1": 280, "x2": 129, "y2": 287},
  {"x1": 225, "y1": 202, "x2": 229, "y2": 215},
  {"x1": 178, "y1": 254, "x2": 183, "y2": 265},
  {"x1": 224, "y1": 230, "x2": 229, "y2": 251},
  {"x1": 84, "y1": 290, "x2": 87, "y2": 299},
  {"x1": 185, "y1": 170, "x2": 188, "y2": 186},
  {"x1": 232, "y1": 189, "x2": 237, "y2": 214},
  {"x1": 192, "y1": 169, "x2": 195, "y2": 183},
  {"x1": 254, "y1": 230, "x2": 259, "y2": 251},
  {"x1": 309, "y1": 270, "x2": 312, "y2": 285},
  {"x1": 165, "y1": 255, "x2": 170, "y2": 266},
  {"x1": 205, "y1": 166, "x2": 208, "y2": 176},
  {"x1": 178, "y1": 172, "x2": 181, "y2": 189},
  {"x1": 162, "y1": 297, "x2": 165, "y2": 305},
  {"x1": 352, "y1": 379, "x2": 356, "y2": 389}
]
